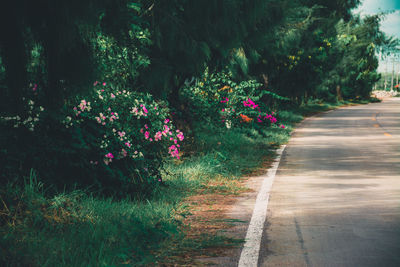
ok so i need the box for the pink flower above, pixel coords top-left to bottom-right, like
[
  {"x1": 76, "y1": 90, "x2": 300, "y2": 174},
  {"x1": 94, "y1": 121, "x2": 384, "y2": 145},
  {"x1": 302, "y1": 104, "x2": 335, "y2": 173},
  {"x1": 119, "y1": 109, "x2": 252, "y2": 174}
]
[
  {"x1": 103, "y1": 82, "x2": 106, "y2": 86},
  {"x1": 164, "y1": 119, "x2": 170, "y2": 124},
  {"x1": 105, "y1": 153, "x2": 114, "y2": 159},
  {"x1": 154, "y1": 131, "x2": 162, "y2": 141},
  {"x1": 111, "y1": 93, "x2": 115, "y2": 99},
  {"x1": 93, "y1": 81, "x2": 99, "y2": 86},
  {"x1": 280, "y1": 125, "x2": 285, "y2": 129},
  {"x1": 176, "y1": 130, "x2": 184, "y2": 141},
  {"x1": 168, "y1": 145, "x2": 180, "y2": 159},
  {"x1": 243, "y1": 98, "x2": 258, "y2": 109},
  {"x1": 143, "y1": 106, "x2": 148, "y2": 114},
  {"x1": 125, "y1": 142, "x2": 131, "y2": 148},
  {"x1": 144, "y1": 124, "x2": 148, "y2": 129},
  {"x1": 220, "y1": 97, "x2": 229, "y2": 103},
  {"x1": 144, "y1": 131, "x2": 150, "y2": 139}
]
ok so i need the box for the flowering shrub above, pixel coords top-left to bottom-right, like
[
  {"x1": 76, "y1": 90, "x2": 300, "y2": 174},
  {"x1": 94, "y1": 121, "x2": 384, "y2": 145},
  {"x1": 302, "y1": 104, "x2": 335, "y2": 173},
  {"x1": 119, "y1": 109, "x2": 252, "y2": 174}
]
[
  {"x1": 181, "y1": 71, "x2": 264, "y2": 124},
  {"x1": 65, "y1": 82, "x2": 184, "y2": 189},
  {"x1": 0, "y1": 84, "x2": 45, "y2": 132},
  {"x1": 181, "y1": 71, "x2": 286, "y2": 130},
  {"x1": 220, "y1": 95, "x2": 284, "y2": 129}
]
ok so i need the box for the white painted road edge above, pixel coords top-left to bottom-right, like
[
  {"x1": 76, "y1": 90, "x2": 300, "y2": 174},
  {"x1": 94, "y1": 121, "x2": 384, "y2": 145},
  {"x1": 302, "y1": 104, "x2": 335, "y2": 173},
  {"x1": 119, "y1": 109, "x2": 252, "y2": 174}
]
[{"x1": 238, "y1": 145, "x2": 287, "y2": 267}]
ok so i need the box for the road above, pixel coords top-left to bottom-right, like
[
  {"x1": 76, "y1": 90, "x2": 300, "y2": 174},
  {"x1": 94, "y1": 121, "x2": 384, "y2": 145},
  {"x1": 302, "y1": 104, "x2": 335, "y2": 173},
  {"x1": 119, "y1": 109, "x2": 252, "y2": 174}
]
[{"x1": 259, "y1": 98, "x2": 400, "y2": 266}]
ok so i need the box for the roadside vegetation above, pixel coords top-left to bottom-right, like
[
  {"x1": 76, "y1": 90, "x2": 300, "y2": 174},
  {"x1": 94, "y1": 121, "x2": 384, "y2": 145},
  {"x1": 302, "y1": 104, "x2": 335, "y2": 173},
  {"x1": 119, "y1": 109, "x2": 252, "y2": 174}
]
[{"x1": 0, "y1": 0, "x2": 398, "y2": 266}]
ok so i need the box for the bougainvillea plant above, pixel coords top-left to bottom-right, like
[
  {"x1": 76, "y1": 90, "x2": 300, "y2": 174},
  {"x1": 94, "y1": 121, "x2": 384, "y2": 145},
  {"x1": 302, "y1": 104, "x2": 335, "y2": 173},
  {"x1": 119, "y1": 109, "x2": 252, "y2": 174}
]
[{"x1": 65, "y1": 82, "x2": 184, "y2": 186}]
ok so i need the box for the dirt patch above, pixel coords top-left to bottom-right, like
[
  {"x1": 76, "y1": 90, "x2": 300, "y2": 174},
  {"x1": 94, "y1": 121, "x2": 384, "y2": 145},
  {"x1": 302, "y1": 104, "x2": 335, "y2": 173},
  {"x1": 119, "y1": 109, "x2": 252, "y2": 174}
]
[{"x1": 161, "y1": 155, "x2": 275, "y2": 266}]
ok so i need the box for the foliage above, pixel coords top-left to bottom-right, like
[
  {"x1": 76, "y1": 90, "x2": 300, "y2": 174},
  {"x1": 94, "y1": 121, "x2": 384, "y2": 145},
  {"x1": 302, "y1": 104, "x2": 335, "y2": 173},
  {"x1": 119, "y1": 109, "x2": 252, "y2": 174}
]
[
  {"x1": 65, "y1": 82, "x2": 184, "y2": 190},
  {"x1": 180, "y1": 70, "x2": 287, "y2": 129},
  {"x1": 0, "y1": 171, "x2": 182, "y2": 266},
  {"x1": 0, "y1": 0, "x2": 393, "y2": 205}
]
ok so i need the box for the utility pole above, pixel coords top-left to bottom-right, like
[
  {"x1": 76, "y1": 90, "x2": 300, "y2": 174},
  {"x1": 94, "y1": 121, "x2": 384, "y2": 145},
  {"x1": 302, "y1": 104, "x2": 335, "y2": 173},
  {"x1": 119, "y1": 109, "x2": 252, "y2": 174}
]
[
  {"x1": 384, "y1": 59, "x2": 388, "y2": 91},
  {"x1": 391, "y1": 57, "x2": 395, "y2": 91}
]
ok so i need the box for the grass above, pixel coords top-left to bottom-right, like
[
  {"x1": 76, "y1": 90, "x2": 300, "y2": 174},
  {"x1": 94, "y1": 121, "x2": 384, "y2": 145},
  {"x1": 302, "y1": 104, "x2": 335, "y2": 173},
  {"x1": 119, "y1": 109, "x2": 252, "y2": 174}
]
[{"x1": 0, "y1": 98, "x2": 371, "y2": 266}]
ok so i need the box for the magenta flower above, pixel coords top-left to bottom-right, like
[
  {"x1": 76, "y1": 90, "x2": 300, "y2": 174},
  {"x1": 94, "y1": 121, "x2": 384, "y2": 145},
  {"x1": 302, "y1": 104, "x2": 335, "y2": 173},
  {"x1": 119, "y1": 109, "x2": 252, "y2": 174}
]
[
  {"x1": 154, "y1": 131, "x2": 162, "y2": 141},
  {"x1": 143, "y1": 106, "x2": 148, "y2": 113},
  {"x1": 144, "y1": 131, "x2": 150, "y2": 139},
  {"x1": 105, "y1": 153, "x2": 114, "y2": 159},
  {"x1": 220, "y1": 97, "x2": 229, "y2": 103},
  {"x1": 168, "y1": 145, "x2": 180, "y2": 159},
  {"x1": 243, "y1": 98, "x2": 258, "y2": 109}
]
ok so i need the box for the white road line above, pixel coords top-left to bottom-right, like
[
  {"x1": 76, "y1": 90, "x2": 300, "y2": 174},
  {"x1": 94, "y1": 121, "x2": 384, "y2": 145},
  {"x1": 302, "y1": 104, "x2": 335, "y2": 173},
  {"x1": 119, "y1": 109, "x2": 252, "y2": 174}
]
[{"x1": 238, "y1": 145, "x2": 287, "y2": 267}]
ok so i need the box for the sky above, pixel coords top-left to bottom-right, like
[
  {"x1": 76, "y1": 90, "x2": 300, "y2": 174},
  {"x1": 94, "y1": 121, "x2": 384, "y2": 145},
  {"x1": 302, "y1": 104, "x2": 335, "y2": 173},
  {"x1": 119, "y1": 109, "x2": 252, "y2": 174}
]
[
  {"x1": 354, "y1": 0, "x2": 400, "y2": 39},
  {"x1": 353, "y1": 0, "x2": 400, "y2": 72}
]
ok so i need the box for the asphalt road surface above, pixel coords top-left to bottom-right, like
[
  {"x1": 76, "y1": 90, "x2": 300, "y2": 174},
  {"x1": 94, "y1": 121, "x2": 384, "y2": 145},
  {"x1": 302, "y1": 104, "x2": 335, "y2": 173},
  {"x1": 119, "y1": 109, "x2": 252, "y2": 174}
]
[{"x1": 259, "y1": 98, "x2": 400, "y2": 266}]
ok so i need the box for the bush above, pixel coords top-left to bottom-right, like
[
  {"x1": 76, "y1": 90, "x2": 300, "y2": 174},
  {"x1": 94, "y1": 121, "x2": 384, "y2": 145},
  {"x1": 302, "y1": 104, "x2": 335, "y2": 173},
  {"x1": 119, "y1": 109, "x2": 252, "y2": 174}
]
[
  {"x1": 180, "y1": 71, "x2": 286, "y2": 130},
  {"x1": 63, "y1": 82, "x2": 185, "y2": 193},
  {"x1": 0, "y1": 83, "x2": 184, "y2": 196}
]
